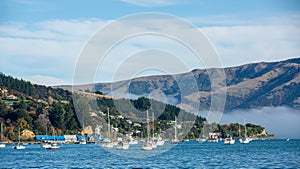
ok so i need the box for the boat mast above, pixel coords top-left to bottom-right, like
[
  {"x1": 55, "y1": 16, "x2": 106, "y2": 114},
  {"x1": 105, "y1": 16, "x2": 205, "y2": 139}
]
[
  {"x1": 244, "y1": 119, "x2": 247, "y2": 138},
  {"x1": 152, "y1": 112, "x2": 155, "y2": 140},
  {"x1": 174, "y1": 116, "x2": 177, "y2": 141},
  {"x1": 238, "y1": 123, "x2": 241, "y2": 138},
  {"x1": 147, "y1": 110, "x2": 150, "y2": 143},
  {"x1": 107, "y1": 107, "x2": 110, "y2": 141}
]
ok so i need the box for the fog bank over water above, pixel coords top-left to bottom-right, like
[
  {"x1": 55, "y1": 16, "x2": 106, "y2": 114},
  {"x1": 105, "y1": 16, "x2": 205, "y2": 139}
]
[{"x1": 220, "y1": 107, "x2": 300, "y2": 139}]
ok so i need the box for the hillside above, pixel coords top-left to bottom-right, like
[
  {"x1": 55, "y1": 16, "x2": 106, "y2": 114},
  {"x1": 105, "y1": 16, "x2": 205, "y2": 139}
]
[
  {"x1": 0, "y1": 73, "x2": 271, "y2": 141},
  {"x1": 60, "y1": 57, "x2": 300, "y2": 112}
]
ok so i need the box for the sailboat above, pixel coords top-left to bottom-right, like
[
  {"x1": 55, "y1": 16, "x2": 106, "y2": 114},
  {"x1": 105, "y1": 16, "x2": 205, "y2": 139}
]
[
  {"x1": 150, "y1": 112, "x2": 157, "y2": 148},
  {"x1": 46, "y1": 128, "x2": 60, "y2": 150},
  {"x1": 0, "y1": 122, "x2": 6, "y2": 148},
  {"x1": 128, "y1": 136, "x2": 138, "y2": 145},
  {"x1": 14, "y1": 128, "x2": 25, "y2": 149},
  {"x1": 224, "y1": 135, "x2": 235, "y2": 145},
  {"x1": 198, "y1": 133, "x2": 207, "y2": 143},
  {"x1": 240, "y1": 119, "x2": 251, "y2": 144},
  {"x1": 41, "y1": 127, "x2": 51, "y2": 149},
  {"x1": 141, "y1": 110, "x2": 153, "y2": 151},
  {"x1": 156, "y1": 129, "x2": 165, "y2": 146},
  {"x1": 116, "y1": 140, "x2": 130, "y2": 150},
  {"x1": 171, "y1": 116, "x2": 180, "y2": 144},
  {"x1": 102, "y1": 108, "x2": 114, "y2": 148}
]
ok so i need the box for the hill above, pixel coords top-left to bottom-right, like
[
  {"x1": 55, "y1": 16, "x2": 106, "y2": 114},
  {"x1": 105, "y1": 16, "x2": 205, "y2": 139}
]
[
  {"x1": 0, "y1": 73, "x2": 271, "y2": 141},
  {"x1": 59, "y1": 57, "x2": 300, "y2": 112}
]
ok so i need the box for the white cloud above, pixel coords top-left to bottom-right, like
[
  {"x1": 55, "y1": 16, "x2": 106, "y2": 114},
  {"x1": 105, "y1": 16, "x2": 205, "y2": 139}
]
[
  {"x1": 24, "y1": 74, "x2": 67, "y2": 86},
  {"x1": 1, "y1": 14, "x2": 300, "y2": 85},
  {"x1": 201, "y1": 25, "x2": 300, "y2": 67},
  {"x1": 120, "y1": 0, "x2": 176, "y2": 7}
]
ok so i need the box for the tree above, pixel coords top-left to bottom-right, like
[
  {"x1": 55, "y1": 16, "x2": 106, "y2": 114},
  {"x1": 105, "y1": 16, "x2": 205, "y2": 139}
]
[{"x1": 48, "y1": 102, "x2": 66, "y2": 129}]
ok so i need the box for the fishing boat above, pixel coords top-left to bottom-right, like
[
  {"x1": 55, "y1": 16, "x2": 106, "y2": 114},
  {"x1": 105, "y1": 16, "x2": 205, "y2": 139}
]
[
  {"x1": 14, "y1": 128, "x2": 25, "y2": 149},
  {"x1": 141, "y1": 110, "x2": 153, "y2": 151},
  {"x1": 240, "y1": 119, "x2": 251, "y2": 144},
  {"x1": 224, "y1": 136, "x2": 235, "y2": 145},
  {"x1": 0, "y1": 123, "x2": 5, "y2": 148}
]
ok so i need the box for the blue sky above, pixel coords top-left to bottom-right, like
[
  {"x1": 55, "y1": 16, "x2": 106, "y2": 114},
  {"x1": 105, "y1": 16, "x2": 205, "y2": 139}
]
[{"x1": 0, "y1": 0, "x2": 300, "y2": 85}]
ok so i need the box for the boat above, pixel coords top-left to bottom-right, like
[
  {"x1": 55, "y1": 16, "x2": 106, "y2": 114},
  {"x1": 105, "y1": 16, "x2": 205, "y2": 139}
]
[
  {"x1": 141, "y1": 110, "x2": 153, "y2": 151},
  {"x1": 79, "y1": 137, "x2": 87, "y2": 144},
  {"x1": 151, "y1": 112, "x2": 157, "y2": 149},
  {"x1": 198, "y1": 134, "x2": 207, "y2": 143},
  {"x1": 14, "y1": 144, "x2": 26, "y2": 150},
  {"x1": 224, "y1": 136, "x2": 235, "y2": 145},
  {"x1": 102, "y1": 142, "x2": 114, "y2": 148},
  {"x1": 156, "y1": 135, "x2": 165, "y2": 146},
  {"x1": 141, "y1": 143, "x2": 153, "y2": 151},
  {"x1": 14, "y1": 128, "x2": 25, "y2": 150},
  {"x1": 171, "y1": 116, "x2": 180, "y2": 144},
  {"x1": 116, "y1": 141, "x2": 129, "y2": 150},
  {"x1": 46, "y1": 143, "x2": 59, "y2": 150},
  {"x1": 0, "y1": 122, "x2": 5, "y2": 148},
  {"x1": 286, "y1": 138, "x2": 290, "y2": 141},
  {"x1": 101, "y1": 108, "x2": 114, "y2": 148},
  {"x1": 128, "y1": 136, "x2": 138, "y2": 145},
  {"x1": 240, "y1": 119, "x2": 251, "y2": 144},
  {"x1": 41, "y1": 142, "x2": 52, "y2": 149}
]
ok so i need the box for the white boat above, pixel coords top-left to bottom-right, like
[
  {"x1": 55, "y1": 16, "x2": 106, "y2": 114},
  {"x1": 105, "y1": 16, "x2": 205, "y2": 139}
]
[
  {"x1": 171, "y1": 116, "x2": 180, "y2": 144},
  {"x1": 224, "y1": 136, "x2": 235, "y2": 145},
  {"x1": 116, "y1": 141, "x2": 130, "y2": 150},
  {"x1": 240, "y1": 119, "x2": 251, "y2": 144},
  {"x1": 198, "y1": 134, "x2": 207, "y2": 143},
  {"x1": 14, "y1": 144, "x2": 26, "y2": 150},
  {"x1": 141, "y1": 110, "x2": 153, "y2": 151},
  {"x1": 14, "y1": 128, "x2": 25, "y2": 150},
  {"x1": 128, "y1": 137, "x2": 138, "y2": 145},
  {"x1": 0, "y1": 123, "x2": 5, "y2": 148},
  {"x1": 156, "y1": 136, "x2": 165, "y2": 146},
  {"x1": 151, "y1": 112, "x2": 157, "y2": 149},
  {"x1": 102, "y1": 142, "x2": 114, "y2": 148},
  {"x1": 46, "y1": 143, "x2": 59, "y2": 150},
  {"x1": 198, "y1": 138, "x2": 207, "y2": 143},
  {"x1": 80, "y1": 141, "x2": 87, "y2": 144},
  {"x1": 141, "y1": 143, "x2": 153, "y2": 151},
  {"x1": 41, "y1": 143, "x2": 51, "y2": 149},
  {"x1": 101, "y1": 108, "x2": 114, "y2": 148},
  {"x1": 286, "y1": 138, "x2": 290, "y2": 141},
  {"x1": 207, "y1": 138, "x2": 218, "y2": 143},
  {"x1": 151, "y1": 141, "x2": 157, "y2": 149}
]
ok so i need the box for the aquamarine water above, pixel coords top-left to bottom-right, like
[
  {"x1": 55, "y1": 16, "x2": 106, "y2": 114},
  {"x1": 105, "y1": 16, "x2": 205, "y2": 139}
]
[{"x1": 1, "y1": 140, "x2": 299, "y2": 168}]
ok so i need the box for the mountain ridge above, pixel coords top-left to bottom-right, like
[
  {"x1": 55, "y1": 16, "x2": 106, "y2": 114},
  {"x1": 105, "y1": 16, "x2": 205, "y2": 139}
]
[{"x1": 58, "y1": 57, "x2": 300, "y2": 112}]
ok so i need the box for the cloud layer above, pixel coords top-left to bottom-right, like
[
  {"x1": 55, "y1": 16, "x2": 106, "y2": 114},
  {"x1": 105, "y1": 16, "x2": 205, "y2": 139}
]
[
  {"x1": 1, "y1": 14, "x2": 300, "y2": 85},
  {"x1": 221, "y1": 106, "x2": 300, "y2": 139}
]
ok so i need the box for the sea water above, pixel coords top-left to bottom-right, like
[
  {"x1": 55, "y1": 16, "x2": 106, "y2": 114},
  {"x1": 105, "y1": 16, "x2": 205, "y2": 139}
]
[{"x1": 0, "y1": 140, "x2": 299, "y2": 168}]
